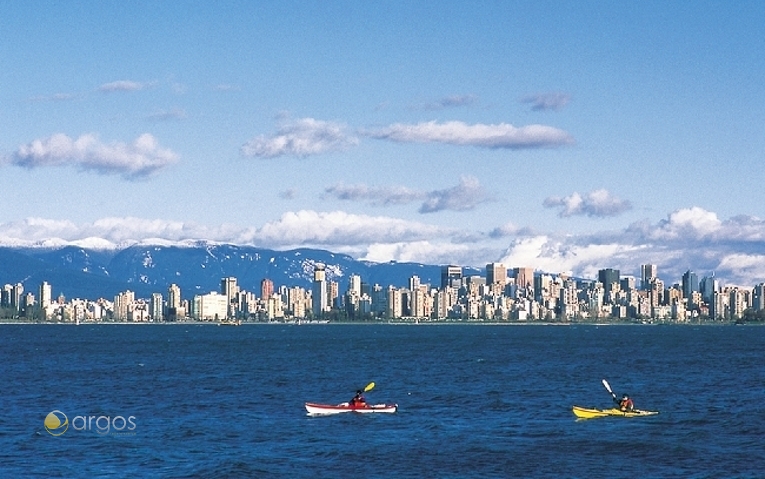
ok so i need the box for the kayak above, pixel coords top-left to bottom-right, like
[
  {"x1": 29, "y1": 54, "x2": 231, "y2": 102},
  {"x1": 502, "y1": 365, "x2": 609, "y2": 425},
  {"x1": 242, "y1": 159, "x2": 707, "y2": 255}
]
[
  {"x1": 305, "y1": 402, "x2": 398, "y2": 415},
  {"x1": 572, "y1": 405, "x2": 659, "y2": 419}
]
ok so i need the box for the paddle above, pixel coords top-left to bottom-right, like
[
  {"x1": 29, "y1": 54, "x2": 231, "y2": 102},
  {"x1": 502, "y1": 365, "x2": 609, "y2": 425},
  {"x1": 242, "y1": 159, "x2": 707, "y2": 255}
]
[
  {"x1": 363, "y1": 382, "x2": 375, "y2": 393},
  {"x1": 602, "y1": 379, "x2": 619, "y2": 404}
]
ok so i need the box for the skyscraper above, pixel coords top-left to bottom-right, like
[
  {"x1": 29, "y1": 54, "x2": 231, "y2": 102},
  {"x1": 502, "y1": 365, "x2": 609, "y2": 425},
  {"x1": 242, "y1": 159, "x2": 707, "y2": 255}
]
[
  {"x1": 151, "y1": 293, "x2": 164, "y2": 321},
  {"x1": 598, "y1": 268, "x2": 620, "y2": 296},
  {"x1": 486, "y1": 263, "x2": 507, "y2": 285},
  {"x1": 312, "y1": 264, "x2": 327, "y2": 317},
  {"x1": 261, "y1": 278, "x2": 274, "y2": 299},
  {"x1": 640, "y1": 264, "x2": 657, "y2": 290},
  {"x1": 441, "y1": 265, "x2": 462, "y2": 289},
  {"x1": 682, "y1": 270, "x2": 699, "y2": 299},
  {"x1": 167, "y1": 283, "x2": 181, "y2": 321},
  {"x1": 513, "y1": 267, "x2": 534, "y2": 290},
  {"x1": 39, "y1": 281, "x2": 52, "y2": 308}
]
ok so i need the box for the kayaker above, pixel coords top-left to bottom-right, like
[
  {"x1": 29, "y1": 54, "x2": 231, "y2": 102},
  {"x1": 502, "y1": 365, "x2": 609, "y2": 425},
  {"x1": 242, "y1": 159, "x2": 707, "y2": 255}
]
[
  {"x1": 619, "y1": 394, "x2": 634, "y2": 412},
  {"x1": 350, "y1": 390, "x2": 367, "y2": 407}
]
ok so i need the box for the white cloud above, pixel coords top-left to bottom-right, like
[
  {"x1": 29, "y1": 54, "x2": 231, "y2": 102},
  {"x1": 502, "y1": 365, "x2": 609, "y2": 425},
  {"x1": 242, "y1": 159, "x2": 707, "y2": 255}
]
[
  {"x1": 647, "y1": 206, "x2": 723, "y2": 240},
  {"x1": 98, "y1": 80, "x2": 148, "y2": 92},
  {"x1": 253, "y1": 210, "x2": 446, "y2": 247},
  {"x1": 521, "y1": 92, "x2": 571, "y2": 111},
  {"x1": 10, "y1": 133, "x2": 178, "y2": 179},
  {"x1": 241, "y1": 118, "x2": 358, "y2": 158},
  {"x1": 365, "y1": 120, "x2": 573, "y2": 149},
  {"x1": 2, "y1": 206, "x2": 765, "y2": 286},
  {"x1": 543, "y1": 189, "x2": 632, "y2": 217}
]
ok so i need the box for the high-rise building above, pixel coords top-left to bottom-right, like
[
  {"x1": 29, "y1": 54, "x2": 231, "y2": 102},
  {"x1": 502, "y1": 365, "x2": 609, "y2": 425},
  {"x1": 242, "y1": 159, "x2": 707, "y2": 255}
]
[
  {"x1": 167, "y1": 284, "x2": 181, "y2": 320},
  {"x1": 151, "y1": 293, "x2": 164, "y2": 321},
  {"x1": 221, "y1": 277, "x2": 239, "y2": 318},
  {"x1": 682, "y1": 270, "x2": 699, "y2": 299},
  {"x1": 486, "y1": 263, "x2": 507, "y2": 286},
  {"x1": 753, "y1": 283, "x2": 765, "y2": 311},
  {"x1": 312, "y1": 264, "x2": 328, "y2": 317},
  {"x1": 640, "y1": 264, "x2": 657, "y2": 290},
  {"x1": 598, "y1": 268, "x2": 620, "y2": 296},
  {"x1": 347, "y1": 274, "x2": 361, "y2": 297},
  {"x1": 441, "y1": 265, "x2": 462, "y2": 289},
  {"x1": 39, "y1": 281, "x2": 52, "y2": 308},
  {"x1": 260, "y1": 278, "x2": 274, "y2": 299},
  {"x1": 513, "y1": 267, "x2": 534, "y2": 290},
  {"x1": 700, "y1": 275, "x2": 718, "y2": 303}
]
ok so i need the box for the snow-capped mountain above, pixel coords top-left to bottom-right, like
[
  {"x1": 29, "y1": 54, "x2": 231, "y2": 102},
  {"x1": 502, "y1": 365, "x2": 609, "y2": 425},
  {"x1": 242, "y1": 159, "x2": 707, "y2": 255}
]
[{"x1": 0, "y1": 243, "x2": 480, "y2": 300}]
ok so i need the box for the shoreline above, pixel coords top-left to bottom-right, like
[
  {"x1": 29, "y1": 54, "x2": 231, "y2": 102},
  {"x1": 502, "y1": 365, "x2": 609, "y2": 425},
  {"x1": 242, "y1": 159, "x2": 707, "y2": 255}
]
[{"x1": 0, "y1": 319, "x2": 758, "y2": 326}]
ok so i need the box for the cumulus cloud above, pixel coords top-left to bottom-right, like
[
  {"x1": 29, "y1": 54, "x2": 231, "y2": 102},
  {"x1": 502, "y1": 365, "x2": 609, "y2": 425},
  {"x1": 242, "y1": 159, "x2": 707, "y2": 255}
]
[
  {"x1": 414, "y1": 94, "x2": 478, "y2": 111},
  {"x1": 543, "y1": 189, "x2": 632, "y2": 218},
  {"x1": 364, "y1": 120, "x2": 573, "y2": 149},
  {"x1": 521, "y1": 92, "x2": 571, "y2": 111},
  {"x1": 241, "y1": 118, "x2": 358, "y2": 158},
  {"x1": 9, "y1": 133, "x2": 178, "y2": 179},
  {"x1": 2, "y1": 206, "x2": 765, "y2": 286},
  {"x1": 98, "y1": 80, "x2": 149, "y2": 92},
  {"x1": 324, "y1": 177, "x2": 490, "y2": 213}
]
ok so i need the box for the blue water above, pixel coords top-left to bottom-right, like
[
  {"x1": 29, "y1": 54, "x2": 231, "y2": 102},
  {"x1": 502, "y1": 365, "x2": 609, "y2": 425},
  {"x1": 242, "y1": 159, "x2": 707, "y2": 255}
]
[{"x1": 1, "y1": 323, "x2": 764, "y2": 478}]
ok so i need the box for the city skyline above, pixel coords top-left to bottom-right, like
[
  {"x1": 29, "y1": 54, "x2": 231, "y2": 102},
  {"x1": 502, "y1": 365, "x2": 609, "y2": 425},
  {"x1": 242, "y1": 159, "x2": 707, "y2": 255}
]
[
  {"x1": 2, "y1": 2, "x2": 765, "y2": 287},
  {"x1": 4, "y1": 259, "x2": 765, "y2": 323}
]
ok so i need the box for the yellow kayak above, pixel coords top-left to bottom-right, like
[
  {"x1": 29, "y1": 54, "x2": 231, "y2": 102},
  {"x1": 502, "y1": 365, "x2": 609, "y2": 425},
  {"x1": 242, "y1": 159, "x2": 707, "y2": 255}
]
[{"x1": 572, "y1": 405, "x2": 659, "y2": 419}]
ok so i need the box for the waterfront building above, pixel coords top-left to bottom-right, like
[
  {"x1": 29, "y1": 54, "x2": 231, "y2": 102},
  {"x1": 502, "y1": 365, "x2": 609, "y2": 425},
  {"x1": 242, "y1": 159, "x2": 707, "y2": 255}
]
[
  {"x1": 167, "y1": 284, "x2": 182, "y2": 320},
  {"x1": 753, "y1": 283, "x2": 765, "y2": 311},
  {"x1": 260, "y1": 278, "x2": 274, "y2": 300},
  {"x1": 151, "y1": 293, "x2": 163, "y2": 321},
  {"x1": 312, "y1": 264, "x2": 328, "y2": 317},
  {"x1": 113, "y1": 290, "x2": 135, "y2": 321},
  {"x1": 39, "y1": 281, "x2": 52, "y2": 309},
  {"x1": 192, "y1": 291, "x2": 228, "y2": 320},
  {"x1": 221, "y1": 277, "x2": 239, "y2": 319},
  {"x1": 386, "y1": 286, "x2": 402, "y2": 319}
]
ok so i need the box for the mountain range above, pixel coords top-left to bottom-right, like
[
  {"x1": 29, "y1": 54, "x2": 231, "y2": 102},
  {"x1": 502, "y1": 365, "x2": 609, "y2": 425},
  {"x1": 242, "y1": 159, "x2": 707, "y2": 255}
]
[{"x1": 0, "y1": 243, "x2": 482, "y2": 300}]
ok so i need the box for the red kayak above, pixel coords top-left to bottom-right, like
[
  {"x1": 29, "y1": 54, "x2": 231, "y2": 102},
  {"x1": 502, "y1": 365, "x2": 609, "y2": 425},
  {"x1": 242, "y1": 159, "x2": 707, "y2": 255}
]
[{"x1": 305, "y1": 402, "x2": 398, "y2": 415}]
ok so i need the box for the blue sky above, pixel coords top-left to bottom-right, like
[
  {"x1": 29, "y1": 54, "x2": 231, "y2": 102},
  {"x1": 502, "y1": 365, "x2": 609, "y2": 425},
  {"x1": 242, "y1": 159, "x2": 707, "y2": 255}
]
[{"x1": 2, "y1": 1, "x2": 765, "y2": 286}]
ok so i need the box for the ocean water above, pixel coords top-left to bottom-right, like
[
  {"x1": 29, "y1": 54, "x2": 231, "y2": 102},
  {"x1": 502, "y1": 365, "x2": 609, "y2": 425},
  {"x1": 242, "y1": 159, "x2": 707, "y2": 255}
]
[{"x1": 1, "y1": 323, "x2": 763, "y2": 478}]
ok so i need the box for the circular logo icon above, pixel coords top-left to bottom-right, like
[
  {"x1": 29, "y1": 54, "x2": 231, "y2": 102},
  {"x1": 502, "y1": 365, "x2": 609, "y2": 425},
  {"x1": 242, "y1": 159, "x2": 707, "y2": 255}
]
[{"x1": 44, "y1": 410, "x2": 69, "y2": 436}]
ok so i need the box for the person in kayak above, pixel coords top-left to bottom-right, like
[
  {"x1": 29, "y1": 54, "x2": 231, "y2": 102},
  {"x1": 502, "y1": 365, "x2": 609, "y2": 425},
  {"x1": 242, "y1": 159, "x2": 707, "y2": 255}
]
[
  {"x1": 619, "y1": 394, "x2": 634, "y2": 412},
  {"x1": 349, "y1": 390, "x2": 367, "y2": 407}
]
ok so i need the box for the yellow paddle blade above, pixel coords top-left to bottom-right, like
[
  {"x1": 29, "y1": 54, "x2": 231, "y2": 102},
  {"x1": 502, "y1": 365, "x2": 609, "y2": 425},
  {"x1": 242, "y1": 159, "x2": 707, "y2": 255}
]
[{"x1": 364, "y1": 382, "x2": 375, "y2": 392}]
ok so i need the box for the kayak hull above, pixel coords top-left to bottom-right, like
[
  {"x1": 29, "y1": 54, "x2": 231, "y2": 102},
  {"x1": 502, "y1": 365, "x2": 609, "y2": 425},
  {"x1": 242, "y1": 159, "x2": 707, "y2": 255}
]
[
  {"x1": 572, "y1": 405, "x2": 658, "y2": 419},
  {"x1": 305, "y1": 402, "x2": 398, "y2": 415}
]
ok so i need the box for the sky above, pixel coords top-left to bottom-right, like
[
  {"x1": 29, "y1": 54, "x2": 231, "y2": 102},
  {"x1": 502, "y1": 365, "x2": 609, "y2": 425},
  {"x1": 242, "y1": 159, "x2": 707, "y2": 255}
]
[{"x1": 1, "y1": 1, "x2": 765, "y2": 286}]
